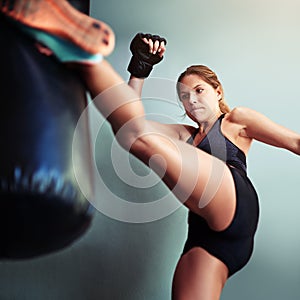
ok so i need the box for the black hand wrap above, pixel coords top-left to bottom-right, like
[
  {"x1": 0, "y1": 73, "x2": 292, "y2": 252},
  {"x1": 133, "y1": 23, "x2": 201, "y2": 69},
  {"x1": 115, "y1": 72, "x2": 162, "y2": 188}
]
[{"x1": 127, "y1": 33, "x2": 167, "y2": 78}]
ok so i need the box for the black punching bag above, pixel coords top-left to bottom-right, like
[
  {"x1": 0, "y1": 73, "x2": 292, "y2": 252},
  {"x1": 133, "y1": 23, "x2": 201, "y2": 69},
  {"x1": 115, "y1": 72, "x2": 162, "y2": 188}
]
[{"x1": 0, "y1": 12, "x2": 94, "y2": 259}]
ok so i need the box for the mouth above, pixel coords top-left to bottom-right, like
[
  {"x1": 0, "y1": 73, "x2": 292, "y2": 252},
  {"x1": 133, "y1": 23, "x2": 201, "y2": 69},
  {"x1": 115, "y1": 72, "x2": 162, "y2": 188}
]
[{"x1": 190, "y1": 107, "x2": 205, "y2": 113}]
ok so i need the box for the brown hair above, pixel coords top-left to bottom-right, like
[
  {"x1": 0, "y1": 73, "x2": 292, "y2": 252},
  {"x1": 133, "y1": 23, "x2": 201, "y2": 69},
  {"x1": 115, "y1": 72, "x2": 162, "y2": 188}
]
[{"x1": 176, "y1": 65, "x2": 231, "y2": 114}]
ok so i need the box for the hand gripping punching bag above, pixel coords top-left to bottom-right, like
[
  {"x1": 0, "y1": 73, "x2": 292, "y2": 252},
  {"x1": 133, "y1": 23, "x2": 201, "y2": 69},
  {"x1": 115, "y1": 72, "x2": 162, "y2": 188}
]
[{"x1": 0, "y1": 10, "x2": 94, "y2": 259}]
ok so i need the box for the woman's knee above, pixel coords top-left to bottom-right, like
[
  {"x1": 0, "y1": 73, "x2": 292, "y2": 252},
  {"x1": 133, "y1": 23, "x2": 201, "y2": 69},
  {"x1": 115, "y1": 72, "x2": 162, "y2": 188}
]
[
  {"x1": 110, "y1": 117, "x2": 148, "y2": 152},
  {"x1": 115, "y1": 122, "x2": 162, "y2": 160}
]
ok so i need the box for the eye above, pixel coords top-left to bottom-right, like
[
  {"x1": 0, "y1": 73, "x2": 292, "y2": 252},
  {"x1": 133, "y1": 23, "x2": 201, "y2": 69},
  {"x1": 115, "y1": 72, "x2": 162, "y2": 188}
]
[
  {"x1": 195, "y1": 88, "x2": 204, "y2": 94},
  {"x1": 180, "y1": 93, "x2": 189, "y2": 101}
]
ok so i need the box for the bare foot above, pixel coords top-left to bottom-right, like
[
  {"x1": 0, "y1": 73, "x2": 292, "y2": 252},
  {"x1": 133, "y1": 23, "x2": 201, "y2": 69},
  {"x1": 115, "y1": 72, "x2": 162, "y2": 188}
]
[{"x1": 1, "y1": 0, "x2": 115, "y2": 56}]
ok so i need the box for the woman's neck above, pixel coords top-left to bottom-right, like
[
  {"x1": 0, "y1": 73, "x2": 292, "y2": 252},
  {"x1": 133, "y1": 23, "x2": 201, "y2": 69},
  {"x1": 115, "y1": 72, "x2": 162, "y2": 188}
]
[{"x1": 197, "y1": 111, "x2": 223, "y2": 135}]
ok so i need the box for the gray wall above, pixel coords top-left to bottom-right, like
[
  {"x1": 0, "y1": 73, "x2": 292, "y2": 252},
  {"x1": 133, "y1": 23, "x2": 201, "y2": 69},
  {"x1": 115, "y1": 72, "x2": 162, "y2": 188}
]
[{"x1": 1, "y1": 0, "x2": 300, "y2": 299}]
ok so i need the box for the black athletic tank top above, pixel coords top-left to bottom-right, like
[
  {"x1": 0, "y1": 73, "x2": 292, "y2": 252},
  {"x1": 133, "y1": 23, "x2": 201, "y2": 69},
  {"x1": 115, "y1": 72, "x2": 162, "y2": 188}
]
[{"x1": 187, "y1": 114, "x2": 247, "y2": 175}]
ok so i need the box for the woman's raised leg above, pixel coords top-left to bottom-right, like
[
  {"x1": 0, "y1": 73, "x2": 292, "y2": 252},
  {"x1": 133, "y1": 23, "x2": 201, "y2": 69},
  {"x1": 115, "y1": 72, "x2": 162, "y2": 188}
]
[{"x1": 81, "y1": 60, "x2": 237, "y2": 231}]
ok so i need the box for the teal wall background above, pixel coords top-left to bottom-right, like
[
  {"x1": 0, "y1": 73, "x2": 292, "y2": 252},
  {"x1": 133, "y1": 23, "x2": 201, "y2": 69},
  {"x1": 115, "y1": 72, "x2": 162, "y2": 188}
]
[{"x1": 0, "y1": 0, "x2": 299, "y2": 299}]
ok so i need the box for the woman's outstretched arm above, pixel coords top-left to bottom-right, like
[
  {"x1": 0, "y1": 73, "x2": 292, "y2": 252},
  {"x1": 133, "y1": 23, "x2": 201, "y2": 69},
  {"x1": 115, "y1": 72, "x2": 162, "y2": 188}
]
[{"x1": 228, "y1": 107, "x2": 300, "y2": 155}]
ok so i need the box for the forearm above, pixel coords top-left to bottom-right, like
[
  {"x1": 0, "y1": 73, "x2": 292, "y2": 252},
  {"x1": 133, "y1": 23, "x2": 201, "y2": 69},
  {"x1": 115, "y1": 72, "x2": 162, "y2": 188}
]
[
  {"x1": 127, "y1": 32, "x2": 166, "y2": 96},
  {"x1": 296, "y1": 137, "x2": 300, "y2": 155},
  {"x1": 128, "y1": 75, "x2": 145, "y2": 98}
]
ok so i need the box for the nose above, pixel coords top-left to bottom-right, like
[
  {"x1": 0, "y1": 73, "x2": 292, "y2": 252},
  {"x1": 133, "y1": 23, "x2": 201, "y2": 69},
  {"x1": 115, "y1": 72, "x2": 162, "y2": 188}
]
[{"x1": 189, "y1": 91, "x2": 198, "y2": 104}]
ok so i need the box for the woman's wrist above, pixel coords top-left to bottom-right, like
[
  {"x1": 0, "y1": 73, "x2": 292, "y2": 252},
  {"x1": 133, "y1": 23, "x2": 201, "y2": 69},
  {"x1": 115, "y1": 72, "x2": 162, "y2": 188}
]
[{"x1": 128, "y1": 76, "x2": 145, "y2": 97}]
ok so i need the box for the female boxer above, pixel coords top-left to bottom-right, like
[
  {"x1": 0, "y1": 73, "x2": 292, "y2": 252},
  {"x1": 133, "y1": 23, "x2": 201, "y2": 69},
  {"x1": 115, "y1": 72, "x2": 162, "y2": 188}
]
[{"x1": 80, "y1": 34, "x2": 300, "y2": 300}]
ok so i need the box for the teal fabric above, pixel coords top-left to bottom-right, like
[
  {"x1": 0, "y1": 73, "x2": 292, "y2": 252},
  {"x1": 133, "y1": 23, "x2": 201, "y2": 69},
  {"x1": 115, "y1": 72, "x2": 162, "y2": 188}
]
[{"x1": 21, "y1": 26, "x2": 103, "y2": 63}]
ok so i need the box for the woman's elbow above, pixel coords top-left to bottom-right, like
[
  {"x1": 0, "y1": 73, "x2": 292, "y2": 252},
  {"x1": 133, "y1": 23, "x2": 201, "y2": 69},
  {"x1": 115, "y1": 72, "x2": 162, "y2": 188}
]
[
  {"x1": 296, "y1": 137, "x2": 300, "y2": 155},
  {"x1": 288, "y1": 135, "x2": 300, "y2": 155}
]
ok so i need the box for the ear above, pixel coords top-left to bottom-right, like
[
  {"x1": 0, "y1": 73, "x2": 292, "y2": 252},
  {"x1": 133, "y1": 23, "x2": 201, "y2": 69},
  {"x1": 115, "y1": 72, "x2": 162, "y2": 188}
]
[{"x1": 216, "y1": 86, "x2": 222, "y2": 100}]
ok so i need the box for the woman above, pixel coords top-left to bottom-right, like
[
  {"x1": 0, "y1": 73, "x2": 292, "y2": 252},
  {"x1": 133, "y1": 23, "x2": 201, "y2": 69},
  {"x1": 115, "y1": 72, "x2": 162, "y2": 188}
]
[
  {"x1": 2, "y1": 1, "x2": 299, "y2": 299},
  {"x1": 124, "y1": 34, "x2": 260, "y2": 299},
  {"x1": 67, "y1": 36, "x2": 300, "y2": 299}
]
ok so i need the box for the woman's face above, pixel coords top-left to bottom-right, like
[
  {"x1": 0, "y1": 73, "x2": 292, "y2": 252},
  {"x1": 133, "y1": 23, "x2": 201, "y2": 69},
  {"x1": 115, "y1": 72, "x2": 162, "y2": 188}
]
[{"x1": 178, "y1": 74, "x2": 222, "y2": 123}]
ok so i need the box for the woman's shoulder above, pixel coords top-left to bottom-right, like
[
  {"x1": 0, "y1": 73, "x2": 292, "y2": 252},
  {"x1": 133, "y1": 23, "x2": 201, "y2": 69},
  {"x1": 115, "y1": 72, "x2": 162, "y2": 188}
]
[
  {"x1": 224, "y1": 106, "x2": 264, "y2": 133},
  {"x1": 225, "y1": 106, "x2": 256, "y2": 124}
]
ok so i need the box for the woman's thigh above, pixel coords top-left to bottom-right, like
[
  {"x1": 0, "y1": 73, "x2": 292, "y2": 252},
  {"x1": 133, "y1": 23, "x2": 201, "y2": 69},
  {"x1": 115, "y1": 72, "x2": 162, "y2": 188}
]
[
  {"x1": 172, "y1": 247, "x2": 228, "y2": 300},
  {"x1": 132, "y1": 134, "x2": 237, "y2": 231}
]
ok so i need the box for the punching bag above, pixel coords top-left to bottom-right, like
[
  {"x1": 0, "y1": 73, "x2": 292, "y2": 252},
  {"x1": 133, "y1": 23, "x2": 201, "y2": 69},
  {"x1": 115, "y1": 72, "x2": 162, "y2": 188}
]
[{"x1": 0, "y1": 11, "x2": 94, "y2": 259}]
